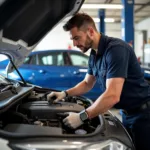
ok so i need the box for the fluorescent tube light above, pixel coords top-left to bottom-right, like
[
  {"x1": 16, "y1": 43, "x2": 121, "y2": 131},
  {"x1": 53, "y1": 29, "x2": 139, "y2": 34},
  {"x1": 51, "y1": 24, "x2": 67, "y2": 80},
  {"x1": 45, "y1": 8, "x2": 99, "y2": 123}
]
[
  {"x1": 82, "y1": 4, "x2": 123, "y2": 9},
  {"x1": 93, "y1": 18, "x2": 115, "y2": 23},
  {"x1": 104, "y1": 18, "x2": 115, "y2": 22}
]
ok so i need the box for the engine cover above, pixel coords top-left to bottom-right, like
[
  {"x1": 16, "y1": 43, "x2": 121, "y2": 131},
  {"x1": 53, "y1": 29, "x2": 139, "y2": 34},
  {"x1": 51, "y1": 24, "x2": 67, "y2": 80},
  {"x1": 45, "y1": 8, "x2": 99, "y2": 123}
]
[
  {"x1": 4, "y1": 124, "x2": 63, "y2": 135},
  {"x1": 20, "y1": 101, "x2": 84, "y2": 119}
]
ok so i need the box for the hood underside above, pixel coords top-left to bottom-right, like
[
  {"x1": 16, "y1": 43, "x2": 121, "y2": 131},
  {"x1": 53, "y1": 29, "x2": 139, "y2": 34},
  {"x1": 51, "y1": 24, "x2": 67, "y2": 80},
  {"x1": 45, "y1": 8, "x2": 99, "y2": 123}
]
[
  {"x1": 0, "y1": 0, "x2": 84, "y2": 48},
  {"x1": 0, "y1": 0, "x2": 84, "y2": 73}
]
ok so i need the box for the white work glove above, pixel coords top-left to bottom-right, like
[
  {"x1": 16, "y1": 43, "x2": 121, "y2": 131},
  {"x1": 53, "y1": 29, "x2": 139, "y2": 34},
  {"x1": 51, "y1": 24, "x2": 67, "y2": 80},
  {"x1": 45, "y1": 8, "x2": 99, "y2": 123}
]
[
  {"x1": 63, "y1": 112, "x2": 83, "y2": 129},
  {"x1": 47, "y1": 91, "x2": 66, "y2": 103}
]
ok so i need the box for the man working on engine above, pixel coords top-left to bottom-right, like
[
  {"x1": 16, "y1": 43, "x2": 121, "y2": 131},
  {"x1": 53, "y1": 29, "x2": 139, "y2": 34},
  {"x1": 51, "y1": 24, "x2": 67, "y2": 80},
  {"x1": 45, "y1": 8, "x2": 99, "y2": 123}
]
[{"x1": 47, "y1": 13, "x2": 150, "y2": 150}]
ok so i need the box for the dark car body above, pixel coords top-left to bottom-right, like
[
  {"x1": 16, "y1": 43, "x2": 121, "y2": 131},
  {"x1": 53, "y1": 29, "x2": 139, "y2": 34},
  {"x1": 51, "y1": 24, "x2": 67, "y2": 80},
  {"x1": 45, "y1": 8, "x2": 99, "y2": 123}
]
[{"x1": 0, "y1": 0, "x2": 135, "y2": 149}]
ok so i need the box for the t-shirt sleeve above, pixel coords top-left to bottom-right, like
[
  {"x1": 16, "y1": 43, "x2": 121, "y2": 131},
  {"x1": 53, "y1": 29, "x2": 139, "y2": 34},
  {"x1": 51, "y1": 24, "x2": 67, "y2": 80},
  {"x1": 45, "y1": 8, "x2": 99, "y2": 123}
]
[
  {"x1": 87, "y1": 62, "x2": 93, "y2": 75},
  {"x1": 87, "y1": 56, "x2": 93, "y2": 75},
  {"x1": 106, "y1": 46, "x2": 129, "y2": 79}
]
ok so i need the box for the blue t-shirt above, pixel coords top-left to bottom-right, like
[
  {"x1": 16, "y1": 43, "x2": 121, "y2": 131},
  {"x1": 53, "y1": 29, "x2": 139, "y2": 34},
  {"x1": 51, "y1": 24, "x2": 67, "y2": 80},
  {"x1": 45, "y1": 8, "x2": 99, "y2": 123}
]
[{"x1": 88, "y1": 33, "x2": 150, "y2": 111}]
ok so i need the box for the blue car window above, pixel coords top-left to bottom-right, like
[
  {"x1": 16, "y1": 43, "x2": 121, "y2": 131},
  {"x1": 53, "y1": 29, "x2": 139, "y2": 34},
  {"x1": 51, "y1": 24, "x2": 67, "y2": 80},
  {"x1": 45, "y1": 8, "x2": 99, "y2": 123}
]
[
  {"x1": 38, "y1": 52, "x2": 64, "y2": 66},
  {"x1": 23, "y1": 55, "x2": 37, "y2": 65},
  {"x1": 31, "y1": 55, "x2": 37, "y2": 64},
  {"x1": 69, "y1": 52, "x2": 89, "y2": 67},
  {"x1": 57, "y1": 54, "x2": 64, "y2": 66},
  {"x1": 63, "y1": 52, "x2": 72, "y2": 66},
  {"x1": 42, "y1": 55, "x2": 52, "y2": 65},
  {"x1": 24, "y1": 57, "x2": 30, "y2": 64}
]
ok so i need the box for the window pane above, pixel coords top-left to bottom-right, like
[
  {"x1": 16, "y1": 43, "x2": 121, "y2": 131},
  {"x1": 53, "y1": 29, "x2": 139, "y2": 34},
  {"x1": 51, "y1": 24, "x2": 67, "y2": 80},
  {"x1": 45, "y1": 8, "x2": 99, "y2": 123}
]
[
  {"x1": 38, "y1": 52, "x2": 64, "y2": 66},
  {"x1": 31, "y1": 55, "x2": 37, "y2": 64},
  {"x1": 24, "y1": 55, "x2": 36, "y2": 65},
  {"x1": 42, "y1": 56, "x2": 52, "y2": 65},
  {"x1": 57, "y1": 54, "x2": 64, "y2": 66},
  {"x1": 24, "y1": 56, "x2": 31, "y2": 64},
  {"x1": 70, "y1": 53, "x2": 88, "y2": 66}
]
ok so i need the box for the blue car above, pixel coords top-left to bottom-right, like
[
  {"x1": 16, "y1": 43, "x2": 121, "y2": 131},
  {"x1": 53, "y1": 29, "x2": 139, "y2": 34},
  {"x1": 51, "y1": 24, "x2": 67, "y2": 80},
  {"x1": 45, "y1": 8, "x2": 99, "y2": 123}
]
[{"x1": 0, "y1": 50, "x2": 102, "y2": 100}]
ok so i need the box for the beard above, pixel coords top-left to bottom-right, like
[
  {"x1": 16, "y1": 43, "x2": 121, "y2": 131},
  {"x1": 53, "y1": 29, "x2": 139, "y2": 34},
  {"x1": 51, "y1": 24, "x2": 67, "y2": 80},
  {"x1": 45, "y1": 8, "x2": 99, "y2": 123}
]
[{"x1": 78, "y1": 35, "x2": 93, "y2": 53}]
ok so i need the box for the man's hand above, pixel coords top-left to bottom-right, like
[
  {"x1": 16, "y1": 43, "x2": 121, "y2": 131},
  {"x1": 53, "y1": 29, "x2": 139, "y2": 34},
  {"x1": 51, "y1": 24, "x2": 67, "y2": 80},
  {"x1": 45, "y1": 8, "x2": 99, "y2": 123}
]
[
  {"x1": 63, "y1": 112, "x2": 83, "y2": 129},
  {"x1": 47, "y1": 91, "x2": 66, "y2": 103}
]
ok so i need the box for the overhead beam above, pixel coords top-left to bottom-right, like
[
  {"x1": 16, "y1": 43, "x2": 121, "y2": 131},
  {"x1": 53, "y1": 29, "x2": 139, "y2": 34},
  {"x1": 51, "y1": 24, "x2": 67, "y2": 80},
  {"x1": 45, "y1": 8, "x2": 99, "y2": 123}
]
[
  {"x1": 108, "y1": 0, "x2": 113, "y2": 3},
  {"x1": 135, "y1": 1, "x2": 150, "y2": 13},
  {"x1": 84, "y1": 3, "x2": 150, "y2": 6},
  {"x1": 87, "y1": 15, "x2": 149, "y2": 19},
  {"x1": 104, "y1": 0, "x2": 113, "y2": 3},
  {"x1": 107, "y1": 15, "x2": 149, "y2": 18},
  {"x1": 104, "y1": 0, "x2": 109, "y2": 3}
]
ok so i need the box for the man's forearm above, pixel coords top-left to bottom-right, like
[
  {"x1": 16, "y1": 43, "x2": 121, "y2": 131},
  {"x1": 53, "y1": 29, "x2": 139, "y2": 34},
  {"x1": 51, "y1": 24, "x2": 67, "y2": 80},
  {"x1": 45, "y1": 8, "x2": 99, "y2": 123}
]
[
  {"x1": 86, "y1": 91, "x2": 119, "y2": 119},
  {"x1": 66, "y1": 80, "x2": 93, "y2": 96}
]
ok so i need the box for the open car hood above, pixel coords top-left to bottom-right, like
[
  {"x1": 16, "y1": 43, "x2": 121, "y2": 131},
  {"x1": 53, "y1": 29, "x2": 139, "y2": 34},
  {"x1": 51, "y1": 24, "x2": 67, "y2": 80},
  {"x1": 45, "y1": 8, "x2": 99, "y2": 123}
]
[{"x1": 0, "y1": 0, "x2": 84, "y2": 73}]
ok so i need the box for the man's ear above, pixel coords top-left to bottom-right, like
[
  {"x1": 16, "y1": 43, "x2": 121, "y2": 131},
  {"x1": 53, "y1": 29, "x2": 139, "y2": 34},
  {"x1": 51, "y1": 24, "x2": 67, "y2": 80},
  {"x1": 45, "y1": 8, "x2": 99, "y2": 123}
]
[{"x1": 87, "y1": 27, "x2": 94, "y2": 37}]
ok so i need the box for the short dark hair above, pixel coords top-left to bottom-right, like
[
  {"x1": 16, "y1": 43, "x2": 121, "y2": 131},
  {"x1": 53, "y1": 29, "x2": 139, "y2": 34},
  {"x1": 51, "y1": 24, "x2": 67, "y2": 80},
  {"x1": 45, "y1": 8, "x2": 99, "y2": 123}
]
[{"x1": 63, "y1": 13, "x2": 97, "y2": 32}]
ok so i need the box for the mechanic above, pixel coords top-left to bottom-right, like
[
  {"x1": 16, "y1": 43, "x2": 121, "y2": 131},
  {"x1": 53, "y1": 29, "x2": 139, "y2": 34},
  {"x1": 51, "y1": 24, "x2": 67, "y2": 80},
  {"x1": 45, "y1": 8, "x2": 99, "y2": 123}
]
[{"x1": 47, "y1": 13, "x2": 150, "y2": 150}]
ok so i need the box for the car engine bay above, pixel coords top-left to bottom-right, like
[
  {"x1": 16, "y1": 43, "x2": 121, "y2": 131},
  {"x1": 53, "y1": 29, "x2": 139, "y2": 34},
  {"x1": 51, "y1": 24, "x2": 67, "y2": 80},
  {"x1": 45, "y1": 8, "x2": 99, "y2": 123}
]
[
  {"x1": 0, "y1": 85, "x2": 101, "y2": 136},
  {"x1": 0, "y1": 76, "x2": 135, "y2": 150}
]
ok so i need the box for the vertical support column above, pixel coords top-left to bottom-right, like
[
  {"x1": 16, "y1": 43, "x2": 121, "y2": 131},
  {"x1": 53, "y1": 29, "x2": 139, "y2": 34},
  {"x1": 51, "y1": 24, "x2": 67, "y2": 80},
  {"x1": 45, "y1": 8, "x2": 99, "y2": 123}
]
[
  {"x1": 98, "y1": 9, "x2": 105, "y2": 34},
  {"x1": 121, "y1": 0, "x2": 134, "y2": 50},
  {"x1": 142, "y1": 30, "x2": 148, "y2": 64}
]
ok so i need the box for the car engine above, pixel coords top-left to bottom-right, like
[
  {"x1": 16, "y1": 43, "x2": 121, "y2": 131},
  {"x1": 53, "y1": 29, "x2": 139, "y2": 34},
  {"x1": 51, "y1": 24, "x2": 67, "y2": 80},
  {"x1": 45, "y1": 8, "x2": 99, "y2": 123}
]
[
  {"x1": 0, "y1": 89, "x2": 100, "y2": 136},
  {"x1": 0, "y1": 82, "x2": 135, "y2": 150}
]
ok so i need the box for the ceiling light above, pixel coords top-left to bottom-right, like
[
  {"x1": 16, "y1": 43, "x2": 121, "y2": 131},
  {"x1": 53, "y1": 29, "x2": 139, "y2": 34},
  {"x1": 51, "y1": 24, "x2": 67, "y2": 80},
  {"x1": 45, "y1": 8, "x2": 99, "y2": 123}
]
[
  {"x1": 93, "y1": 18, "x2": 115, "y2": 23},
  {"x1": 104, "y1": 18, "x2": 115, "y2": 22},
  {"x1": 82, "y1": 4, "x2": 123, "y2": 9}
]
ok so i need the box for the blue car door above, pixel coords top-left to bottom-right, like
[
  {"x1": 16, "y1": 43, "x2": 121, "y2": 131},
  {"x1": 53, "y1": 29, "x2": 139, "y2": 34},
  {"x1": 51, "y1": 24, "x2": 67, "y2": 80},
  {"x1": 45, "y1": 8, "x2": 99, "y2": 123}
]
[
  {"x1": 23, "y1": 51, "x2": 72, "y2": 91},
  {"x1": 67, "y1": 51, "x2": 102, "y2": 100}
]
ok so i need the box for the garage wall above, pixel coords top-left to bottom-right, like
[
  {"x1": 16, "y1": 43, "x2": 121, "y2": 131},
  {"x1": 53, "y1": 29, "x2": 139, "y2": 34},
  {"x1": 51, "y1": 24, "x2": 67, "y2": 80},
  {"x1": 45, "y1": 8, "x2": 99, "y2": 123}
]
[
  {"x1": 35, "y1": 23, "x2": 72, "y2": 51},
  {"x1": 134, "y1": 30, "x2": 143, "y2": 58},
  {"x1": 105, "y1": 23, "x2": 121, "y2": 38},
  {"x1": 136, "y1": 17, "x2": 150, "y2": 38},
  {"x1": 34, "y1": 22, "x2": 122, "y2": 51},
  {"x1": 34, "y1": 19, "x2": 148, "y2": 60},
  {"x1": 134, "y1": 17, "x2": 150, "y2": 59}
]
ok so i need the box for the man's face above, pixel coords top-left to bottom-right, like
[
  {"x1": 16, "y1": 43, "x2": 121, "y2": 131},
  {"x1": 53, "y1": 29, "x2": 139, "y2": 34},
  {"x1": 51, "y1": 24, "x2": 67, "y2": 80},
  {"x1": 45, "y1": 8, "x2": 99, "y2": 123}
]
[{"x1": 70, "y1": 27, "x2": 93, "y2": 53}]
